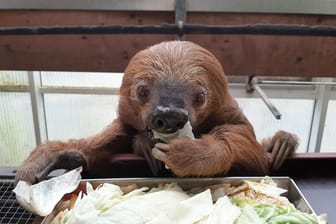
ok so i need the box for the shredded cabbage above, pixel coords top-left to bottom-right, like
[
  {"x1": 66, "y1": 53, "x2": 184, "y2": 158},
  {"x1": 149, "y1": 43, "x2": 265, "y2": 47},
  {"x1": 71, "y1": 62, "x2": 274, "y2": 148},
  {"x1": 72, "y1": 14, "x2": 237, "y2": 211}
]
[
  {"x1": 231, "y1": 181, "x2": 327, "y2": 224},
  {"x1": 60, "y1": 183, "x2": 192, "y2": 224},
  {"x1": 49, "y1": 177, "x2": 328, "y2": 224}
]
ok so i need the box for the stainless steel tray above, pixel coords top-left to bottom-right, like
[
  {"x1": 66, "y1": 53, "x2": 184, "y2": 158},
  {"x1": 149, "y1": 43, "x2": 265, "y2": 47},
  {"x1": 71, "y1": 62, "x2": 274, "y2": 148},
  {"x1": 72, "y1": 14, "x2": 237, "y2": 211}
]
[
  {"x1": 43, "y1": 176, "x2": 317, "y2": 223},
  {"x1": 83, "y1": 176, "x2": 315, "y2": 214}
]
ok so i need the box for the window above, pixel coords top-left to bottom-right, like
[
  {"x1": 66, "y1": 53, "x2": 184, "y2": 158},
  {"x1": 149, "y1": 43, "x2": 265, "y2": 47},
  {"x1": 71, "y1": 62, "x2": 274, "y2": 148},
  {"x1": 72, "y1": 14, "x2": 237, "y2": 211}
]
[
  {"x1": 44, "y1": 94, "x2": 118, "y2": 140},
  {"x1": 320, "y1": 100, "x2": 336, "y2": 152},
  {"x1": 237, "y1": 98, "x2": 314, "y2": 152},
  {"x1": 0, "y1": 71, "x2": 335, "y2": 166},
  {"x1": 0, "y1": 92, "x2": 36, "y2": 166}
]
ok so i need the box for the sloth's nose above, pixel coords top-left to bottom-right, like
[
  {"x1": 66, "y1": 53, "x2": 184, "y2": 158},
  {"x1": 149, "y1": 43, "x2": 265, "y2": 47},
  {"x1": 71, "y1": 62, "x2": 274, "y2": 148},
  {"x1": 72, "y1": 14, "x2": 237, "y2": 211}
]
[{"x1": 150, "y1": 106, "x2": 188, "y2": 134}]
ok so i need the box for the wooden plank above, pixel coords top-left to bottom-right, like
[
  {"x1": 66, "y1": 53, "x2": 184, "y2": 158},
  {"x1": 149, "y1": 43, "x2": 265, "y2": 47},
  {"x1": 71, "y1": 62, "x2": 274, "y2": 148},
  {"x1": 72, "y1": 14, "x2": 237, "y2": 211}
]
[
  {"x1": 0, "y1": 10, "x2": 336, "y2": 76},
  {"x1": 0, "y1": 34, "x2": 175, "y2": 72},
  {"x1": 188, "y1": 35, "x2": 336, "y2": 77},
  {"x1": 187, "y1": 12, "x2": 336, "y2": 26},
  {"x1": 0, "y1": 10, "x2": 175, "y2": 72},
  {"x1": 0, "y1": 10, "x2": 174, "y2": 26},
  {"x1": 188, "y1": 12, "x2": 336, "y2": 77}
]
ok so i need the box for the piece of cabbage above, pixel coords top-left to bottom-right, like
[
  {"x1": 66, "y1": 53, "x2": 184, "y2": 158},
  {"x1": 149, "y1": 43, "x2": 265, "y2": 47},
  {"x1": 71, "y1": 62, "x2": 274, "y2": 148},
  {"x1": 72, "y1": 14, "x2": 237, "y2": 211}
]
[
  {"x1": 148, "y1": 189, "x2": 214, "y2": 224},
  {"x1": 244, "y1": 180, "x2": 287, "y2": 197},
  {"x1": 99, "y1": 186, "x2": 190, "y2": 223},
  {"x1": 230, "y1": 177, "x2": 327, "y2": 224},
  {"x1": 13, "y1": 167, "x2": 82, "y2": 216},
  {"x1": 152, "y1": 121, "x2": 195, "y2": 143},
  {"x1": 200, "y1": 196, "x2": 241, "y2": 224},
  {"x1": 52, "y1": 183, "x2": 218, "y2": 224},
  {"x1": 232, "y1": 196, "x2": 327, "y2": 224},
  {"x1": 58, "y1": 183, "x2": 192, "y2": 224},
  {"x1": 235, "y1": 205, "x2": 265, "y2": 224}
]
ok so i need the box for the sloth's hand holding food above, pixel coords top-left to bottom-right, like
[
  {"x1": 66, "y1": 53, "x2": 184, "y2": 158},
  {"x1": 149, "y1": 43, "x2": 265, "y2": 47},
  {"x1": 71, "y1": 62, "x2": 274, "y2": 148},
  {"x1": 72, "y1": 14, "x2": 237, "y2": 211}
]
[
  {"x1": 152, "y1": 121, "x2": 197, "y2": 174},
  {"x1": 152, "y1": 138, "x2": 216, "y2": 177},
  {"x1": 151, "y1": 126, "x2": 226, "y2": 177}
]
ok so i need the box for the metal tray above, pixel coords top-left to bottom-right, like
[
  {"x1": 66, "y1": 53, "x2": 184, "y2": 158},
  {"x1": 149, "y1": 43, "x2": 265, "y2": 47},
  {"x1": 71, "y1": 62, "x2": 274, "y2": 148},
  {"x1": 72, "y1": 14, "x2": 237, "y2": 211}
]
[{"x1": 43, "y1": 176, "x2": 317, "y2": 223}]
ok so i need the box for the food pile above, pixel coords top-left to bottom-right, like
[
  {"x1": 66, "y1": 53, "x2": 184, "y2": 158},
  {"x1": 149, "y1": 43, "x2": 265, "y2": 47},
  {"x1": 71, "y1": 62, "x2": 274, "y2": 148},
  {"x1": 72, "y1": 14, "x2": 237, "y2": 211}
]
[{"x1": 44, "y1": 177, "x2": 327, "y2": 224}]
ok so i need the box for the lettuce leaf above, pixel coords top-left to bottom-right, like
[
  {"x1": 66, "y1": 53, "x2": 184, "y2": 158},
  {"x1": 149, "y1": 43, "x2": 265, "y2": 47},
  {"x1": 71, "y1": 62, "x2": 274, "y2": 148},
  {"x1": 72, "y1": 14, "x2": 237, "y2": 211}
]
[
  {"x1": 232, "y1": 201, "x2": 322, "y2": 224},
  {"x1": 234, "y1": 205, "x2": 265, "y2": 224}
]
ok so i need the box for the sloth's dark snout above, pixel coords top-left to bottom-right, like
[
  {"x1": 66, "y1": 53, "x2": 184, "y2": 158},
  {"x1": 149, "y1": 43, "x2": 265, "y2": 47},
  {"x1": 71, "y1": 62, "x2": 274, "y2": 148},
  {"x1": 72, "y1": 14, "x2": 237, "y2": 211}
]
[{"x1": 150, "y1": 106, "x2": 188, "y2": 134}]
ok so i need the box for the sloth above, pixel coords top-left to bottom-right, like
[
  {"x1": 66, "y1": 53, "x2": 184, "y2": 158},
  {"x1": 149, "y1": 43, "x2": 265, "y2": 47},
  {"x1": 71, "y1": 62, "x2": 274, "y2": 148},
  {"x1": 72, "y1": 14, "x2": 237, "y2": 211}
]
[{"x1": 15, "y1": 41, "x2": 298, "y2": 184}]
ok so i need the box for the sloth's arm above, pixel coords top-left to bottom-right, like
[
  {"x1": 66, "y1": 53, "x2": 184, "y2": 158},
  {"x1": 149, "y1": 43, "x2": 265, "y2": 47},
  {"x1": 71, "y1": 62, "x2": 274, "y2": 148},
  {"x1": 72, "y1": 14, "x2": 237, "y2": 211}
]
[{"x1": 15, "y1": 118, "x2": 134, "y2": 184}]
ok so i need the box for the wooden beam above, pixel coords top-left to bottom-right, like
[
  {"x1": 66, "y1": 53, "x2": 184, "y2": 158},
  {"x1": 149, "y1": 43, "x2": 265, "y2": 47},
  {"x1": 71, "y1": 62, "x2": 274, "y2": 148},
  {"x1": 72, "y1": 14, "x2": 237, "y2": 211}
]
[
  {"x1": 0, "y1": 10, "x2": 175, "y2": 72},
  {"x1": 0, "y1": 34, "x2": 175, "y2": 72},
  {"x1": 188, "y1": 12, "x2": 336, "y2": 77},
  {"x1": 1, "y1": 10, "x2": 336, "y2": 76}
]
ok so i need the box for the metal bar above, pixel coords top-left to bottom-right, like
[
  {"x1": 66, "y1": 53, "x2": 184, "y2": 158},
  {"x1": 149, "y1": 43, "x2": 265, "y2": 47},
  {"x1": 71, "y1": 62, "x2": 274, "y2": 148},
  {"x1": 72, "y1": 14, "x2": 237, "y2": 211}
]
[
  {"x1": 39, "y1": 86, "x2": 120, "y2": 95},
  {"x1": 229, "y1": 83, "x2": 317, "y2": 99},
  {"x1": 258, "y1": 80, "x2": 336, "y2": 86},
  {"x1": 1, "y1": 24, "x2": 336, "y2": 36},
  {"x1": 184, "y1": 24, "x2": 336, "y2": 36},
  {"x1": 1, "y1": 0, "x2": 336, "y2": 15},
  {"x1": 0, "y1": 82, "x2": 318, "y2": 99},
  {"x1": 308, "y1": 78, "x2": 333, "y2": 152},
  {"x1": 0, "y1": 82, "x2": 318, "y2": 98},
  {"x1": 175, "y1": 0, "x2": 187, "y2": 40},
  {"x1": 28, "y1": 71, "x2": 47, "y2": 144},
  {"x1": 253, "y1": 84, "x2": 282, "y2": 119}
]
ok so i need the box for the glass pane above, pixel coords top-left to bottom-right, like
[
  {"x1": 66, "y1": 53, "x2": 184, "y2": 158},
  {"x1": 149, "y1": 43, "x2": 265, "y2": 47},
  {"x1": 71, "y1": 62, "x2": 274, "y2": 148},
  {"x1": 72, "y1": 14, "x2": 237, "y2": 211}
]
[
  {"x1": 236, "y1": 98, "x2": 314, "y2": 152},
  {"x1": 0, "y1": 92, "x2": 36, "y2": 166},
  {"x1": 41, "y1": 71, "x2": 123, "y2": 88},
  {"x1": 0, "y1": 71, "x2": 28, "y2": 85},
  {"x1": 44, "y1": 94, "x2": 119, "y2": 140},
  {"x1": 320, "y1": 100, "x2": 336, "y2": 152}
]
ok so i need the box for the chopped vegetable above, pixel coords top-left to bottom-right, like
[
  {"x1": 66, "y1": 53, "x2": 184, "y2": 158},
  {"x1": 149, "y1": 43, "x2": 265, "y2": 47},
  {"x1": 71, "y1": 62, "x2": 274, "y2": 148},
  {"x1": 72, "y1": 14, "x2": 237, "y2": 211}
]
[
  {"x1": 199, "y1": 196, "x2": 241, "y2": 224},
  {"x1": 152, "y1": 121, "x2": 195, "y2": 143},
  {"x1": 13, "y1": 167, "x2": 82, "y2": 216},
  {"x1": 235, "y1": 205, "x2": 264, "y2": 224},
  {"x1": 45, "y1": 177, "x2": 327, "y2": 224}
]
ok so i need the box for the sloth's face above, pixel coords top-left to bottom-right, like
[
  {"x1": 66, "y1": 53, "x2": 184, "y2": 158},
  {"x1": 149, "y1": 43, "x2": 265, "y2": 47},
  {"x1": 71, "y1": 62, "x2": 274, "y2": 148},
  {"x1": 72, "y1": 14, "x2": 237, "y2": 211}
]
[{"x1": 118, "y1": 41, "x2": 228, "y2": 134}]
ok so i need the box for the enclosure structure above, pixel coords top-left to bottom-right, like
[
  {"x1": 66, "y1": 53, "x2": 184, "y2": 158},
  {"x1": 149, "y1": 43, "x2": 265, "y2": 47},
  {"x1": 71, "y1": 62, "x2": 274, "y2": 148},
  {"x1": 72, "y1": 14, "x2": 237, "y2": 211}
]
[{"x1": 0, "y1": 0, "x2": 336, "y2": 223}]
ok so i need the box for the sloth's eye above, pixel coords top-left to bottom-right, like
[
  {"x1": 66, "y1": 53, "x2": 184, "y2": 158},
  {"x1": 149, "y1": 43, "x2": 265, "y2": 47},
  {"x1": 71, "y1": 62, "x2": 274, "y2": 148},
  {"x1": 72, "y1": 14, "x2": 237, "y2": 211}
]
[
  {"x1": 193, "y1": 91, "x2": 206, "y2": 106},
  {"x1": 137, "y1": 85, "x2": 150, "y2": 98}
]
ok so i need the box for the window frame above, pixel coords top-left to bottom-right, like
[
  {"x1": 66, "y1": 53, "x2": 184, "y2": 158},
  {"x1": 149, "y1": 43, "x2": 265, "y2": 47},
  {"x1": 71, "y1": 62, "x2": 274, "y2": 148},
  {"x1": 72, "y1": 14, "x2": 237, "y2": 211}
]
[{"x1": 1, "y1": 71, "x2": 335, "y2": 153}]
